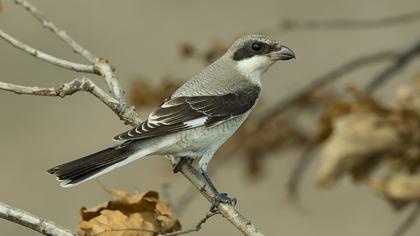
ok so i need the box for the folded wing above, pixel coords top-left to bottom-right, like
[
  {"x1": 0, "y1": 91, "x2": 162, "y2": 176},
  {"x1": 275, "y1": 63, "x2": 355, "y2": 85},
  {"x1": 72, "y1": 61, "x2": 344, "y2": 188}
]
[{"x1": 113, "y1": 85, "x2": 260, "y2": 141}]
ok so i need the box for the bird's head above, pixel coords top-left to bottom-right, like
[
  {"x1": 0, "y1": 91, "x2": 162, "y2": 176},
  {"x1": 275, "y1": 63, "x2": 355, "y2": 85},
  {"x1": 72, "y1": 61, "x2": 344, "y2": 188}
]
[{"x1": 226, "y1": 34, "x2": 295, "y2": 78}]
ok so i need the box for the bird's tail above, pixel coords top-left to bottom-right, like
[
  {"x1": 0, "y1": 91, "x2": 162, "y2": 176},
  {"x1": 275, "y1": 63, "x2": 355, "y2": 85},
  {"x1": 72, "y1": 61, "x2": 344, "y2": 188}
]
[{"x1": 47, "y1": 141, "x2": 150, "y2": 187}]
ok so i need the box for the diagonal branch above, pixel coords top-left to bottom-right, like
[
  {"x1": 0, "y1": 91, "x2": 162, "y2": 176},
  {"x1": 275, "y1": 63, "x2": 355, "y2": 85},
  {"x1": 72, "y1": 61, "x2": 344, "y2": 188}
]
[
  {"x1": 1, "y1": 1, "x2": 265, "y2": 235},
  {"x1": 175, "y1": 161, "x2": 264, "y2": 236},
  {"x1": 391, "y1": 201, "x2": 420, "y2": 236},
  {"x1": 365, "y1": 38, "x2": 420, "y2": 93},
  {"x1": 0, "y1": 29, "x2": 95, "y2": 74},
  {"x1": 14, "y1": 0, "x2": 97, "y2": 64},
  {"x1": 14, "y1": 0, "x2": 127, "y2": 104},
  {"x1": 0, "y1": 201, "x2": 76, "y2": 236}
]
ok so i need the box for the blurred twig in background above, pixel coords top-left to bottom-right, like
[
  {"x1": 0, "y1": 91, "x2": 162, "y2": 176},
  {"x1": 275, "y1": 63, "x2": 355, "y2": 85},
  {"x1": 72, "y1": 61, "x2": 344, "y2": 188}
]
[
  {"x1": 391, "y1": 202, "x2": 420, "y2": 236},
  {"x1": 280, "y1": 10, "x2": 420, "y2": 31},
  {"x1": 366, "y1": 38, "x2": 420, "y2": 93}
]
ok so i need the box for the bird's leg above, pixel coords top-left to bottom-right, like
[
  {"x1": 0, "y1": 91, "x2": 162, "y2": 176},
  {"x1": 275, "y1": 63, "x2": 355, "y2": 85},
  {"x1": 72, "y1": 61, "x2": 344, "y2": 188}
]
[
  {"x1": 199, "y1": 169, "x2": 237, "y2": 212},
  {"x1": 172, "y1": 156, "x2": 194, "y2": 173},
  {"x1": 199, "y1": 154, "x2": 237, "y2": 212}
]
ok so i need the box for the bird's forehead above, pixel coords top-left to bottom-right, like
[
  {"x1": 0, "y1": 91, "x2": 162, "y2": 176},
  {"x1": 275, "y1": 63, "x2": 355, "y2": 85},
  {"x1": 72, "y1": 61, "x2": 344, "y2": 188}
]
[
  {"x1": 234, "y1": 35, "x2": 278, "y2": 47},
  {"x1": 226, "y1": 34, "x2": 279, "y2": 55}
]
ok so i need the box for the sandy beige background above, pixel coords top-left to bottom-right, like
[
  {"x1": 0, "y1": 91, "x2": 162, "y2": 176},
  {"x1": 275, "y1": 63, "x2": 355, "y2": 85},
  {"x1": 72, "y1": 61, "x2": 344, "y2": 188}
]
[{"x1": 1, "y1": 0, "x2": 420, "y2": 235}]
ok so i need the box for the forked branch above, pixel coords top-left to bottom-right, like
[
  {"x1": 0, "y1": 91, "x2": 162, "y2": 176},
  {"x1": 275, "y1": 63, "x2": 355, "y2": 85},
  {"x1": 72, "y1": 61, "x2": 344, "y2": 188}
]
[{"x1": 0, "y1": 1, "x2": 265, "y2": 236}]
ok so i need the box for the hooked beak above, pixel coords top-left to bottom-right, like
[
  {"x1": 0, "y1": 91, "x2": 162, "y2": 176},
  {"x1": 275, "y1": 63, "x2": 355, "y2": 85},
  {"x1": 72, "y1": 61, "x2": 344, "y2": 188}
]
[{"x1": 268, "y1": 45, "x2": 296, "y2": 60}]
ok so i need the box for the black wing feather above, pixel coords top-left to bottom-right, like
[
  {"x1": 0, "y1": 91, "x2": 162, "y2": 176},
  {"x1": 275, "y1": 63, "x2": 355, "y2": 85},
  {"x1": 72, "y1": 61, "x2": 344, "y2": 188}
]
[{"x1": 114, "y1": 85, "x2": 260, "y2": 141}]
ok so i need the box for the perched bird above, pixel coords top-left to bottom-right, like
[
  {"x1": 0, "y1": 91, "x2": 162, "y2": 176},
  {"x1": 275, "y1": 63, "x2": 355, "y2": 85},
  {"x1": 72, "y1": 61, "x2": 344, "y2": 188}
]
[{"x1": 48, "y1": 34, "x2": 295, "y2": 211}]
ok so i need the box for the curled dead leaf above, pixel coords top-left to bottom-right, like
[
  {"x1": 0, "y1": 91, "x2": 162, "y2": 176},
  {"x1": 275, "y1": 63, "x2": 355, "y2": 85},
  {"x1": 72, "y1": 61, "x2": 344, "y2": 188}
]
[
  {"x1": 317, "y1": 112, "x2": 402, "y2": 186},
  {"x1": 78, "y1": 188, "x2": 181, "y2": 236},
  {"x1": 370, "y1": 174, "x2": 420, "y2": 201}
]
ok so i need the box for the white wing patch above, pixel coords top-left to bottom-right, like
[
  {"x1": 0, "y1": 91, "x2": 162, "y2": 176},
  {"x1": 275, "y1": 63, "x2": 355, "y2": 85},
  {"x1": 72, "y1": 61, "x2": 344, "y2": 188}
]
[{"x1": 183, "y1": 117, "x2": 208, "y2": 127}]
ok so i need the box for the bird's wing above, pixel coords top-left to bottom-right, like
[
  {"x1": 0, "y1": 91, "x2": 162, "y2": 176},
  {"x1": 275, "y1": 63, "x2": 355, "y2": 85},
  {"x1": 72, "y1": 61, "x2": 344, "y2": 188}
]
[{"x1": 113, "y1": 85, "x2": 260, "y2": 141}]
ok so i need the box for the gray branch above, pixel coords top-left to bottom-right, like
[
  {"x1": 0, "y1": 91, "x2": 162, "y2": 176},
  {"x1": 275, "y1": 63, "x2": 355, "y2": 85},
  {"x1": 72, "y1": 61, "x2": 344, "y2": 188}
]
[
  {"x1": 0, "y1": 1, "x2": 265, "y2": 235},
  {"x1": 174, "y1": 160, "x2": 265, "y2": 236},
  {"x1": 0, "y1": 201, "x2": 76, "y2": 236},
  {"x1": 14, "y1": 0, "x2": 128, "y2": 104},
  {"x1": 0, "y1": 76, "x2": 140, "y2": 126},
  {"x1": 14, "y1": 0, "x2": 97, "y2": 63},
  {"x1": 0, "y1": 29, "x2": 95, "y2": 74}
]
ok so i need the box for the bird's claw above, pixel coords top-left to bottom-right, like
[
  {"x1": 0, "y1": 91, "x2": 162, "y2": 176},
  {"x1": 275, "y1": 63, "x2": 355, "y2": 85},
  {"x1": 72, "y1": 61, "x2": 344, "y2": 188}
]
[{"x1": 209, "y1": 192, "x2": 237, "y2": 212}]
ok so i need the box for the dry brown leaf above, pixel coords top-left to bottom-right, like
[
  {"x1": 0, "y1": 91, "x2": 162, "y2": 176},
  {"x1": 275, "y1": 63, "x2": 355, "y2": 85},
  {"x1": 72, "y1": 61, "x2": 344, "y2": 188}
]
[
  {"x1": 370, "y1": 174, "x2": 420, "y2": 201},
  {"x1": 0, "y1": 1, "x2": 4, "y2": 14},
  {"x1": 78, "y1": 188, "x2": 181, "y2": 236},
  {"x1": 317, "y1": 112, "x2": 403, "y2": 186}
]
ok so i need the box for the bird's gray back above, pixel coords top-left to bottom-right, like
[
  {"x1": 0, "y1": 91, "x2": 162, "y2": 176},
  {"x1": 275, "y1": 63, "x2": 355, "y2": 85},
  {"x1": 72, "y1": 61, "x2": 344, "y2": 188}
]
[{"x1": 172, "y1": 56, "x2": 256, "y2": 97}]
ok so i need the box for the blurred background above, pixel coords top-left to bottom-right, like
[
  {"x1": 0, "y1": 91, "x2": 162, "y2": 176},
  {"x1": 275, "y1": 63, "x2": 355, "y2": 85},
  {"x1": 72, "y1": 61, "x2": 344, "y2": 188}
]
[{"x1": 1, "y1": 0, "x2": 420, "y2": 235}]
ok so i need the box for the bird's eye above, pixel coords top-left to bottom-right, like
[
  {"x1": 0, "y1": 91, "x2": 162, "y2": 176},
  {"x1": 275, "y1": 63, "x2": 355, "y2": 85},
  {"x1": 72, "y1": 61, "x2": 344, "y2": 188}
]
[{"x1": 251, "y1": 43, "x2": 262, "y2": 52}]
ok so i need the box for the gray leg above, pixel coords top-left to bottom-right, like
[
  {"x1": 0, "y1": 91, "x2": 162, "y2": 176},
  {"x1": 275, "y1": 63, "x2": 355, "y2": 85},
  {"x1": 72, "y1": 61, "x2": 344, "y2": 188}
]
[
  {"x1": 199, "y1": 154, "x2": 237, "y2": 212},
  {"x1": 172, "y1": 156, "x2": 194, "y2": 173}
]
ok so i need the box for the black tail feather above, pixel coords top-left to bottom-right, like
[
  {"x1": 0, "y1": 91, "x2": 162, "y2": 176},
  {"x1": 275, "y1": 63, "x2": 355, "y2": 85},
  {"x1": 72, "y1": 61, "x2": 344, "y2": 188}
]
[{"x1": 47, "y1": 142, "x2": 134, "y2": 187}]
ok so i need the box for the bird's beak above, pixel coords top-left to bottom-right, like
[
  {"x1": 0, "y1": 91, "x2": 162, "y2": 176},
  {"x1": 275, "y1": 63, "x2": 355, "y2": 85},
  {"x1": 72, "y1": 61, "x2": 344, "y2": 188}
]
[{"x1": 268, "y1": 45, "x2": 296, "y2": 60}]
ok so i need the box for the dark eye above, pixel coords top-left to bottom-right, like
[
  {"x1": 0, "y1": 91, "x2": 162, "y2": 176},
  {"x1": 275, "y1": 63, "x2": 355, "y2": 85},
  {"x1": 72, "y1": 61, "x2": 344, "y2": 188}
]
[{"x1": 251, "y1": 43, "x2": 262, "y2": 51}]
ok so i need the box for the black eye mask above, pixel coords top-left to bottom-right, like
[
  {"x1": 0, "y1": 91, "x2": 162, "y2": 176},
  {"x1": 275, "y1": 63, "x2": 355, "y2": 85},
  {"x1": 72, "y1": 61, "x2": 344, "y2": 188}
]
[{"x1": 233, "y1": 41, "x2": 277, "y2": 61}]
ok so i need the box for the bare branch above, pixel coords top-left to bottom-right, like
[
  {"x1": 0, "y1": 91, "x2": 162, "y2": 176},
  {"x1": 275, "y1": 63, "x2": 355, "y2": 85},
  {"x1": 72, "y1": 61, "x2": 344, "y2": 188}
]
[
  {"x1": 0, "y1": 29, "x2": 95, "y2": 74},
  {"x1": 0, "y1": 201, "x2": 76, "y2": 236},
  {"x1": 14, "y1": 0, "x2": 97, "y2": 63},
  {"x1": 13, "y1": 0, "x2": 127, "y2": 103},
  {"x1": 1, "y1": 1, "x2": 266, "y2": 235},
  {"x1": 280, "y1": 10, "x2": 420, "y2": 31},
  {"x1": 175, "y1": 161, "x2": 265, "y2": 236},
  {"x1": 286, "y1": 145, "x2": 316, "y2": 202},
  {"x1": 94, "y1": 58, "x2": 127, "y2": 104},
  {"x1": 0, "y1": 77, "x2": 141, "y2": 126},
  {"x1": 162, "y1": 212, "x2": 219, "y2": 236},
  {"x1": 391, "y1": 201, "x2": 420, "y2": 236},
  {"x1": 365, "y1": 39, "x2": 420, "y2": 93}
]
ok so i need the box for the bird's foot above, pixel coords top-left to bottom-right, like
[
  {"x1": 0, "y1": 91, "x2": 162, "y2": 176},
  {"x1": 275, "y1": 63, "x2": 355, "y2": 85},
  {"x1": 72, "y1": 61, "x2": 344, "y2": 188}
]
[
  {"x1": 209, "y1": 192, "x2": 237, "y2": 213},
  {"x1": 172, "y1": 156, "x2": 194, "y2": 173}
]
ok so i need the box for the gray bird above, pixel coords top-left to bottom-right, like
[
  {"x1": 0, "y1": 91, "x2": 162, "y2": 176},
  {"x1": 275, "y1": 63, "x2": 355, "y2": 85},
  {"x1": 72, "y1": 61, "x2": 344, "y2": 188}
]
[{"x1": 48, "y1": 34, "x2": 295, "y2": 211}]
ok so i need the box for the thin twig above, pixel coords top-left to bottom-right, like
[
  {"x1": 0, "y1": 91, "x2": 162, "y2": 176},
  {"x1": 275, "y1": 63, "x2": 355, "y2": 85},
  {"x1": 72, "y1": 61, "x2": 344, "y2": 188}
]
[
  {"x1": 94, "y1": 58, "x2": 127, "y2": 104},
  {"x1": 14, "y1": 0, "x2": 127, "y2": 104},
  {"x1": 365, "y1": 39, "x2": 420, "y2": 93},
  {"x1": 0, "y1": 201, "x2": 76, "y2": 236},
  {"x1": 286, "y1": 145, "x2": 316, "y2": 202},
  {"x1": 280, "y1": 10, "x2": 420, "y2": 31},
  {"x1": 14, "y1": 0, "x2": 97, "y2": 63},
  {"x1": 0, "y1": 29, "x2": 95, "y2": 74},
  {"x1": 90, "y1": 210, "x2": 218, "y2": 236},
  {"x1": 260, "y1": 51, "x2": 397, "y2": 123},
  {"x1": 0, "y1": 77, "x2": 141, "y2": 126},
  {"x1": 162, "y1": 212, "x2": 219, "y2": 236},
  {"x1": 391, "y1": 201, "x2": 420, "y2": 236},
  {"x1": 1, "y1": 0, "x2": 266, "y2": 235}
]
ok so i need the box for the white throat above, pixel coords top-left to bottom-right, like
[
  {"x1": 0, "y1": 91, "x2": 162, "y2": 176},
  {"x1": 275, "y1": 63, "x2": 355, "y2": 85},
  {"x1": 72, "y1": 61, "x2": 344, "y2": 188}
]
[{"x1": 236, "y1": 56, "x2": 273, "y2": 83}]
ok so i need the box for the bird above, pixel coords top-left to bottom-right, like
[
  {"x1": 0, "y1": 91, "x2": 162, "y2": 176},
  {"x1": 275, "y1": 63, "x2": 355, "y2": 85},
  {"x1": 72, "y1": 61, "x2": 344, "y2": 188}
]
[{"x1": 47, "y1": 34, "x2": 295, "y2": 212}]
